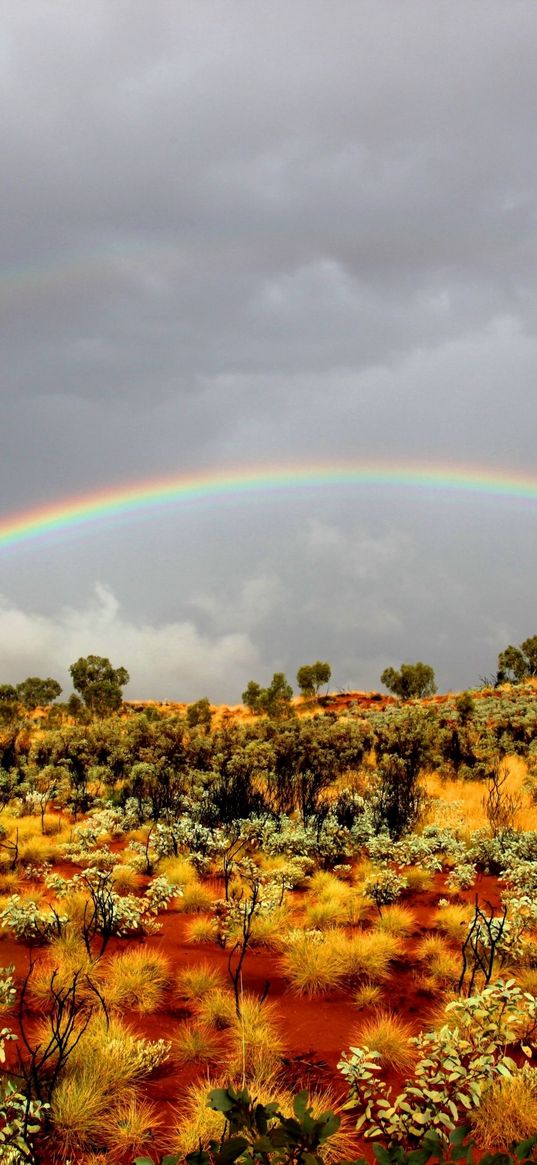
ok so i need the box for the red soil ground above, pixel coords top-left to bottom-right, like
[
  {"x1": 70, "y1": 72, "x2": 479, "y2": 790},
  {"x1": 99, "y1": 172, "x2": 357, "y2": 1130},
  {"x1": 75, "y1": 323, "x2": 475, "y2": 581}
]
[{"x1": 0, "y1": 865, "x2": 506, "y2": 1163}]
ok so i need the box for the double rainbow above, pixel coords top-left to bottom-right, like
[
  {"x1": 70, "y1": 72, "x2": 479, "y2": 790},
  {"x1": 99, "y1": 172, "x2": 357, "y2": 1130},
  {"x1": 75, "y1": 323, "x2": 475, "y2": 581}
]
[{"x1": 0, "y1": 462, "x2": 535, "y2": 554}]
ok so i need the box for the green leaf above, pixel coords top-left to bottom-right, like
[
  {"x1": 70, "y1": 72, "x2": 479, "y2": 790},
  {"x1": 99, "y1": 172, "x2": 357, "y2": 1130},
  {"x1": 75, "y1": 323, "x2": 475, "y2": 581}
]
[
  {"x1": 208, "y1": 1088, "x2": 236, "y2": 1113},
  {"x1": 293, "y1": 1090, "x2": 310, "y2": 1120},
  {"x1": 216, "y1": 1136, "x2": 249, "y2": 1165}
]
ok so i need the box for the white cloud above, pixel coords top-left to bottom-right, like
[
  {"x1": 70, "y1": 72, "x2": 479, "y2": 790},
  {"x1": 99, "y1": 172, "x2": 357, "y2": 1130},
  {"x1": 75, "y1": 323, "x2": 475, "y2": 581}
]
[{"x1": 0, "y1": 584, "x2": 259, "y2": 702}]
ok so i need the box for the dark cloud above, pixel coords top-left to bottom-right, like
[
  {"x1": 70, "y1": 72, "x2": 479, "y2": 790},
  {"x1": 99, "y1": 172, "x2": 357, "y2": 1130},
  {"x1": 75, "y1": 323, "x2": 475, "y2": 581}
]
[{"x1": 1, "y1": 1, "x2": 536, "y2": 697}]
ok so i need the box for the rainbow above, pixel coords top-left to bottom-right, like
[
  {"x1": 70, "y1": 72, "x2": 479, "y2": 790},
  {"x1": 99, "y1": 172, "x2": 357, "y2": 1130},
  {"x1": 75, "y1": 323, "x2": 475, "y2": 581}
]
[{"x1": 0, "y1": 461, "x2": 536, "y2": 553}]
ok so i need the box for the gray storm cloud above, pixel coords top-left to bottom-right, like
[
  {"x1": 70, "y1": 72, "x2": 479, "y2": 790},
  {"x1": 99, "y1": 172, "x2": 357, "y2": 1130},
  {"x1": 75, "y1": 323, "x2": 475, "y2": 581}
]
[{"x1": 1, "y1": 1, "x2": 536, "y2": 698}]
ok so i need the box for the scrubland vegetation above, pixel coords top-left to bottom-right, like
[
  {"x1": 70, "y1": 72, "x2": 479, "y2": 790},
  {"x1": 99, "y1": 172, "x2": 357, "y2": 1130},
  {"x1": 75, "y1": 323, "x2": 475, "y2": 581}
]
[{"x1": 2, "y1": 661, "x2": 537, "y2": 1162}]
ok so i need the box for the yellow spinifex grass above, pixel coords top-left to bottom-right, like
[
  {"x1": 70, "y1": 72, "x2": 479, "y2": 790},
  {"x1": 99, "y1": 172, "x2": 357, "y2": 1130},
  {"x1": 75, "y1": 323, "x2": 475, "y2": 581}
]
[
  {"x1": 178, "y1": 881, "x2": 217, "y2": 913},
  {"x1": 353, "y1": 982, "x2": 384, "y2": 1009},
  {"x1": 111, "y1": 864, "x2": 141, "y2": 893},
  {"x1": 173, "y1": 1021, "x2": 225, "y2": 1066},
  {"x1": 434, "y1": 902, "x2": 473, "y2": 942},
  {"x1": 373, "y1": 904, "x2": 416, "y2": 938},
  {"x1": 470, "y1": 1066, "x2": 537, "y2": 1151},
  {"x1": 185, "y1": 915, "x2": 218, "y2": 944},
  {"x1": 279, "y1": 931, "x2": 346, "y2": 996},
  {"x1": 160, "y1": 855, "x2": 199, "y2": 886},
  {"x1": 28, "y1": 936, "x2": 100, "y2": 1010},
  {"x1": 172, "y1": 1076, "x2": 358, "y2": 1164},
  {"x1": 228, "y1": 995, "x2": 284, "y2": 1078},
  {"x1": 247, "y1": 906, "x2": 290, "y2": 949},
  {"x1": 103, "y1": 946, "x2": 171, "y2": 1012},
  {"x1": 415, "y1": 933, "x2": 461, "y2": 991},
  {"x1": 102, "y1": 1094, "x2": 163, "y2": 1160},
  {"x1": 51, "y1": 1012, "x2": 165, "y2": 1155},
  {"x1": 337, "y1": 929, "x2": 403, "y2": 983},
  {"x1": 196, "y1": 987, "x2": 237, "y2": 1029},
  {"x1": 176, "y1": 960, "x2": 226, "y2": 1003},
  {"x1": 51, "y1": 1070, "x2": 127, "y2": 1155},
  {"x1": 402, "y1": 866, "x2": 434, "y2": 893},
  {"x1": 351, "y1": 1009, "x2": 416, "y2": 1072}
]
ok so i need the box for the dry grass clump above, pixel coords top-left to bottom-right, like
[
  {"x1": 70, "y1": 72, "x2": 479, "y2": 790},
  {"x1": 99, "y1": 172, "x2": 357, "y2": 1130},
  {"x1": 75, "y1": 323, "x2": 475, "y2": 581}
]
[
  {"x1": 373, "y1": 905, "x2": 416, "y2": 938},
  {"x1": 196, "y1": 987, "x2": 237, "y2": 1030},
  {"x1": 102, "y1": 1094, "x2": 163, "y2": 1160},
  {"x1": 173, "y1": 1022, "x2": 225, "y2": 1066},
  {"x1": 434, "y1": 902, "x2": 473, "y2": 942},
  {"x1": 179, "y1": 882, "x2": 217, "y2": 913},
  {"x1": 304, "y1": 873, "x2": 369, "y2": 928},
  {"x1": 51, "y1": 1013, "x2": 165, "y2": 1156},
  {"x1": 279, "y1": 933, "x2": 346, "y2": 996},
  {"x1": 228, "y1": 995, "x2": 284, "y2": 1078},
  {"x1": 60, "y1": 889, "x2": 94, "y2": 931},
  {"x1": 350, "y1": 1009, "x2": 416, "y2": 1072},
  {"x1": 402, "y1": 866, "x2": 434, "y2": 893},
  {"x1": 185, "y1": 915, "x2": 218, "y2": 944},
  {"x1": 111, "y1": 865, "x2": 141, "y2": 893},
  {"x1": 516, "y1": 967, "x2": 537, "y2": 995},
  {"x1": 160, "y1": 855, "x2": 199, "y2": 886},
  {"x1": 176, "y1": 961, "x2": 226, "y2": 1004},
  {"x1": 353, "y1": 982, "x2": 384, "y2": 1010},
  {"x1": 0, "y1": 871, "x2": 20, "y2": 893},
  {"x1": 172, "y1": 1076, "x2": 358, "y2": 1164},
  {"x1": 247, "y1": 907, "x2": 290, "y2": 949},
  {"x1": 303, "y1": 898, "x2": 347, "y2": 930},
  {"x1": 470, "y1": 1065, "x2": 537, "y2": 1150},
  {"x1": 338, "y1": 930, "x2": 402, "y2": 983},
  {"x1": 103, "y1": 947, "x2": 171, "y2": 1013},
  {"x1": 28, "y1": 938, "x2": 99, "y2": 1010},
  {"x1": 415, "y1": 933, "x2": 460, "y2": 990}
]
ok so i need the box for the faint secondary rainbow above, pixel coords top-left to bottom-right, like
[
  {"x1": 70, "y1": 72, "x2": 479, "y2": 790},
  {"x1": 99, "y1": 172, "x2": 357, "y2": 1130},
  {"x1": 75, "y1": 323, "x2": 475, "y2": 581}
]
[{"x1": 1, "y1": 462, "x2": 536, "y2": 553}]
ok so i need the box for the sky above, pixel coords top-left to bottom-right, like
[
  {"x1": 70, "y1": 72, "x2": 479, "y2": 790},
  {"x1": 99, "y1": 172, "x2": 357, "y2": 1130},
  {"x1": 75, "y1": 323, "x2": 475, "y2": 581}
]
[{"x1": 1, "y1": 1, "x2": 537, "y2": 702}]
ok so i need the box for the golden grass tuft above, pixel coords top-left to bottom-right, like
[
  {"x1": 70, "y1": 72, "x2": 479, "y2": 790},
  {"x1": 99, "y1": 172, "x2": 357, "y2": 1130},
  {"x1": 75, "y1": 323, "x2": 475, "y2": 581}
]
[
  {"x1": 102, "y1": 1094, "x2": 163, "y2": 1159},
  {"x1": 434, "y1": 902, "x2": 473, "y2": 942},
  {"x1": 373, "y1": 904, "x2": 416, "y2": 938},
  {"x1": 103, "y1": 946, "x2": 171, "y2": 1013},
  {"x1": 415, "y1": 933, "x2": 460, "y2": 990},
  {"x1": 176, "y1": 961, "x2": 226, "y2": 1004},
  {"x1": 172, "y1": 1076, "x2": 357, "y2": 1164},
  {"x1": 184, "y1": 914, "x2": 218, "y2": 944},
  {"x1": 196, "y1": 987, "x2": 237, "y2": 1030},
  {"x1": 28, "y1": 939, "x2": 99, "y2": 1010},
  {"x1": 173, "y1": 1022, "x2": 225, "y2": 1066},
  {"x1": 279, "y1": 933, "x2": 346, "y2": 996},
  {"x1": 350, "y1": 1009, "x2": 416, "y2": 1072},
  {"x1": 247, "y1": 907, "x2": 290, "y2": 949},
  {"x1": 338, "y1": 929, "x2": 403, "y2": 983},
  {"x1": 160, "y1": 855, "x2": 199, "y2": 886},
  {"x1": 402, "y1": 866, "x2": 434, "y2": 893},
  {"x1": 353, "y1": 982, "x2": 384, "y2": 1009},
  {"x1": 51, "y1": 1071, "x2": 124, "y2": 1155},
  {"x1": 227, "y1": 995, "x2": 284, "y2": 1078},
  {"x1": 111, "y1": 865, "x2": 141, "y2": 893},
  {"x1": 470, "y1": 1066, "x2": 537, "y2": 1151},
  {"x1": 178, "y1": 881, "x2": 217, "y2": 913}
]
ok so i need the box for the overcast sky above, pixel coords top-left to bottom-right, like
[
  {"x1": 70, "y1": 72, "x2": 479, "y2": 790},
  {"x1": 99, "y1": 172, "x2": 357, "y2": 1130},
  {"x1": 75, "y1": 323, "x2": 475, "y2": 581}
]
[{"x1": 1, "y1": 1, "x2": 537, "y2": 702}]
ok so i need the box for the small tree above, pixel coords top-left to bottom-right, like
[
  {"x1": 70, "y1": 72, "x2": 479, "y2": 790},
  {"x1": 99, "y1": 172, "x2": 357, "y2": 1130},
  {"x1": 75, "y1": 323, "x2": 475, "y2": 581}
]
[
  {"x1": 186, "y1": 697, "x2": 213, "y2": 732},
  {"x1": 380, "y1": 661, "x2": 437, "y2": 700},
  {"x1": 69, "y1": 655, "x2": 129, "y2": 716},
  {"x1": 16, "y1": 677, "x2": 62, "y2": 711},
  {"x1": 296, "y1": 661, "x2": 331, "y2": 700},
  {"x1": 497, "y1": 636, "x2": 537, "y2": 684},
  {"x1": 241, "y1": 674, "x2": 293, "y2": 719}
]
